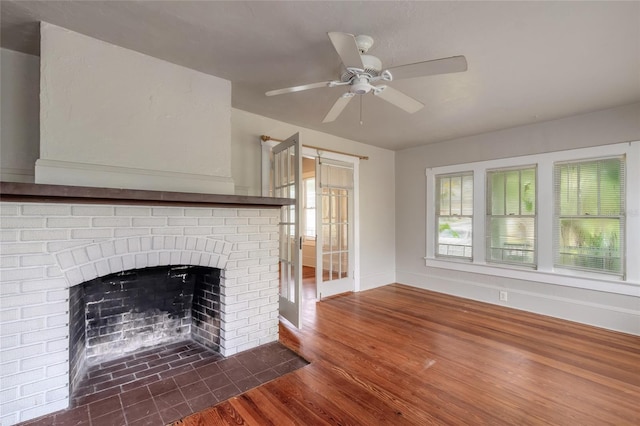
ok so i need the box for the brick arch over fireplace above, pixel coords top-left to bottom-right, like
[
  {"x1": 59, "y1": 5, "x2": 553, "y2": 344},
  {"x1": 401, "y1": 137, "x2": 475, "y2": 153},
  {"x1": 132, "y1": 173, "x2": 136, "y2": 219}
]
[{"x1": 54, "y1": 236, "x2": 232, "y2": 287}]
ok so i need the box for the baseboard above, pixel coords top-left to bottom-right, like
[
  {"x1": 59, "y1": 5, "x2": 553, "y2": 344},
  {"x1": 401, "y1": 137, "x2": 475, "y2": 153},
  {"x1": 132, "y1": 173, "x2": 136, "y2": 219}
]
[
  {"x1": 360, "y1": 270, "x2": 396, "y2": 291},
  {"x1": 396, "y1": 269, "x2": 640, "y2": 336},
  {"x1": 1, "y1": 167, "x2": 35, "y2": 183},
  {"x1": 35, "y1": 159, "x2": 235, "y2": 194}
]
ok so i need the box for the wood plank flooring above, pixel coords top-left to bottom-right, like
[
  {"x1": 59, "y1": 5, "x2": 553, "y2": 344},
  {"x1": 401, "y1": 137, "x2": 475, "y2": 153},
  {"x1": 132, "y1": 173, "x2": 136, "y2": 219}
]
[{"x1": 176, "y1": 276, "x2": 640, "y2": 425}]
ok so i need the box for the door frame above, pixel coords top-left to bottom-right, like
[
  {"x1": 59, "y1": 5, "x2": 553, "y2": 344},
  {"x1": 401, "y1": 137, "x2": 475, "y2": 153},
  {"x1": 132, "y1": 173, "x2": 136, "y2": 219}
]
[{"x1": 262, "y1": 140, "x2": 360, "y2": 295}]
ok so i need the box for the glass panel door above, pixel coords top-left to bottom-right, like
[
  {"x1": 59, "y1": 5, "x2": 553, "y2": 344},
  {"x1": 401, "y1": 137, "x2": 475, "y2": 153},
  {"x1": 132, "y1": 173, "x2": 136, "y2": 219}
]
[
  {"x1": 271, "y1": 134, "x2": 302, "y2": 328},
  {"x1": 316, "y1": 158, "x2": 354, "y2": 299}
]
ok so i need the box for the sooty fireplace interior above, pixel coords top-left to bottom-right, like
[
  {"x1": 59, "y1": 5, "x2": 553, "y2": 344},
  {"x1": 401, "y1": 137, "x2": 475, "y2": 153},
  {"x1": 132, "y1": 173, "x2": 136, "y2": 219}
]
[{"x1": 68, "y1": 265, "x2": 221, "y2": 396}]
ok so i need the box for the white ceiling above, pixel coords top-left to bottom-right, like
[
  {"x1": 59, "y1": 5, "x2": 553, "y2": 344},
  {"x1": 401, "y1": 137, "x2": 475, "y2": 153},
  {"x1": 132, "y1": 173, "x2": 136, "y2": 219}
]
[{"x1": 2, "y1": 1, "x2": 639, "y2": 151}]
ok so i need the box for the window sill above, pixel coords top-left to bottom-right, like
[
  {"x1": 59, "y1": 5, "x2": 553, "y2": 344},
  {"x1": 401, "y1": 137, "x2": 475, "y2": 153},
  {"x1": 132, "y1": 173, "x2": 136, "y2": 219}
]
[{"x1": 424, "y1": 257, "x2": 639, "y2": 296}]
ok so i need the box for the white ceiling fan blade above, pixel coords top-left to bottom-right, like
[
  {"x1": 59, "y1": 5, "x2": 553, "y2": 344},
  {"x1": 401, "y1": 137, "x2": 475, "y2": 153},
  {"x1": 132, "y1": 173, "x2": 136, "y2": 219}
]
[
  {"x1": 322, "y1": 93, "x2": 354, "y2": 123},
  {"x1": 328, "y1": 32, "x2": 365, "y2": 69},
  {"x1": 388, "y1": 55, "x2": 467, "y2": 80},
  {"x1": 373, "y1": 86, "x2": 424, "y2": 114},
  {"x1": 266, "y1": 81, "x2": 332, "y2": 97}
]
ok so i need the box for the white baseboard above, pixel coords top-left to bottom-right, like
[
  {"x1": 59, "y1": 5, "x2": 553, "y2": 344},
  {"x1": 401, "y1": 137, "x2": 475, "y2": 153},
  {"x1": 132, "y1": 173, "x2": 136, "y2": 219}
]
[
  {"x1": 1, "y1": 167, "x2": 35, "y2": 183},
  {"x1": 35, "y1": 159, "x2": 235, "y2": 194},
  {"x1": 360, "y1": 270, "x2": 396, "y2": 291},
  {"x1": 397, "y1": 269, "x2": 640, "y2": 336}
]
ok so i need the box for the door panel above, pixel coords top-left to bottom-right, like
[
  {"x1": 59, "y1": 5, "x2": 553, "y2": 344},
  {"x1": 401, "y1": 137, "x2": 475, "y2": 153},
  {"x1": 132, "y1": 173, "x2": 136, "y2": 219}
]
[
  {"x1": 316, "y1": 158, "x2": 354, "y2": 299},
  {"x1": 272, "y1": 134, "x2": 302, "y2": 328}
]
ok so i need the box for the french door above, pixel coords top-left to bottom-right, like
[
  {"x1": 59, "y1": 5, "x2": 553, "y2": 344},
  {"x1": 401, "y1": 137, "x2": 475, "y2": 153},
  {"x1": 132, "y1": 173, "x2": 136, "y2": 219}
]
[
  {"x1": 271, "y1": 134, "x2": 303, "y2": 328},
  {"x1": 315, "y1": 158, "x2": 355, "y2": 299}
]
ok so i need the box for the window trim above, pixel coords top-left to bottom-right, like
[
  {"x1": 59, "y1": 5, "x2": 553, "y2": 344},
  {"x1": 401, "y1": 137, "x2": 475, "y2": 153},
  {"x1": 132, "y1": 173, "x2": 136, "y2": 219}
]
[
  {"x1": 485, "y1": 165, "x2": 538, "y2": 268},
  {"x1": 425, "y1": 141, "x2": 640, "y2": 296},
  {"x1": 435, "y1": 171, "x2": 474, "y2": 260}
]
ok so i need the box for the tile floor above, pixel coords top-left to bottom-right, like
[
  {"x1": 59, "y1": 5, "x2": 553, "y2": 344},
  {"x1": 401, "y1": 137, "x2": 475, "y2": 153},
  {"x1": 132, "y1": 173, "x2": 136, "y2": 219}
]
[{"x1": 19, "y1": 340, "x2": 308, "y2": 426}]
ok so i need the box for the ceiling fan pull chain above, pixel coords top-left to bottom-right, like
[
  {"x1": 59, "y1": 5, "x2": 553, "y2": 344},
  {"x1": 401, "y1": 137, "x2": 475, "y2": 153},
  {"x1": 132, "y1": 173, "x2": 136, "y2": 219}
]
[{"x1": 360, "y1": 95, "x2": 363, "y2": 125}]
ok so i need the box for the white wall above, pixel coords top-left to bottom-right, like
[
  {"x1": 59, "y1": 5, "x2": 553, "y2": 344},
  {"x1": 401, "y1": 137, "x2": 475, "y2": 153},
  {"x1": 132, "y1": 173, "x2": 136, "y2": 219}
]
[
  {"x1": 231, "y1": 108, "x2": 396, "y2": 290},
  {"x1": 0, "y1": 49, "x2": 40, "y2": 182},
  {"x1": 36, "y1": 23, "x2": 234, "y2": 194},
  {"x1": 395, "y1": 102, "x2": 640, "y2": 334}
]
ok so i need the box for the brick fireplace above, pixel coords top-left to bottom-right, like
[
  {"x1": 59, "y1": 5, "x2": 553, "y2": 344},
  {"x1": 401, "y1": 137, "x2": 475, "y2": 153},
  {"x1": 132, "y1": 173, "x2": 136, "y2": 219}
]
[{"x1": 0, "y1": 182, "x2": 292, "y2": 424}]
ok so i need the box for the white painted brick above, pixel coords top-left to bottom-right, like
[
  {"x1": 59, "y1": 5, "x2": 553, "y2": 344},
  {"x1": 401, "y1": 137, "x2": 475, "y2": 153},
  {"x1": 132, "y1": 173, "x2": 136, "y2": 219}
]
[
  {"x1": 47, "y1": 217, "x2": 90, "y2": 228},
  {"x1": 214, "y1": 209, "x2": 236, "y2": 217},
  {"x1": 237, "y1": 291, "x2": 261, "y2": 302},
  {"x1": 0, "y1": 387, "x2": 18, "y2": 406},
  {"x1": 184, "y1": 208, "x2": 212, "y2": 217},
  {"x1": 194, "y1": 238, "x2": 207, "y2": 251},
  {"x1": 46, "y1": 338, "x2": 68, "y2": 352},
  {"x1": 0, "y1": 204, "x2": 19, "y2": 216},
  {"x1": 92, "y1": 217, "x2": 131, "y2": 227},
  {"x1": 122, "y1": 254, "x2": 135, "y2": 270},
  {"x1": 86, "y1": 244, "x2": 103, "y2": 261},
  {"x1": 22, "y1": 204, "x2": 71, "y2": 216},
  {"x1": 152, "y1": 207, "x2": 183, "y2": 216},
  {"x1": 21, "y1": 399, "x2": 69, "y2": 423},
  {"x1": 0, "y1": 308, "x2": 19, "y2": 322},
  {"x1": 248, "y1": 234, "x2": 270, "y2": 241},
  {"x1": 71, "y1": 248, "x2": 90, "y2": 265},
  {"x1": 20, "y1": 230, "x2": 68, "y2": 241},
  {"x1": 71, "y1": 206, "x2": 113, "y2": 216},
  {"x1": 249, "y1": 249, "x2": 270, "y2": 258},
  {"x1": 95, "y1": 259, "x2": 110, "y2": 277},
  {"x1": 222, "y1": 284, "x2": 249, "y2": 296},
  {"x1": 56, "y1": 251, "x2": 75, "y2": 270},
  {"x1": 1, "y1": 393, "x2": 45, "y2": 417},
  {"x1": 22, "y1": 301, "x2": 68, "y2": 319},
  {"x1": 0, "y1": 242, "x2": 45, "y2": 255},
  {"x1": 20, "y1": 351, "x2": 68, "y2": 372},
  {"x1": 225, "y1": 234, "x2": 248, "y2": 243},
  {"x1": 236, "y1": 274, "x2": 260, "y2": 285},
  {"x1": 1, "y1": 344, "x2": 44, "y2": 363},
  {"x1": 197, "y1": 217, "x2": 224, "y2": 226},
  {"x1": 185, "y1": 227, "x2": 212, "y2": 236},
  {"x1": 140, "y1": 236, "x2": 152, "y2": 251},
  {"x1": 1, "y1": 217, "x2": 45, "y2": 229},
  {"x1": 236, "y1": 242, "x2": 260, "y2": 251},
  {"x1": 21, "y1": 325, "x2": 68, "y2": 345},
  {"x1": 221, "y1": 335, "x2": 249, "y2": 349},
  {"x1": 20, "y1": 254, "x2": 55, "y2": 267},
  {"x1": 151, "y1": 227, "x2": 183, "y2": 235},
  {"x1": 127, "y1": 237, "x2": 141, "y2": 252},
  {"x1": 168, "y1": 217, "x2": 197, "y2": 226},
  {"x1": 259, "y1": 303, "x2": 278, "y2": 314},
  {"x1": 147, "y1": 252, "x2": 159, "y2": 267},
  {"x1": 45, "y1": 385, "x2": 69, "y2": 404},
  {"x1": 80, "y1": 264, "x2": 98, "y2": 281},
  {"x1": 47, "y1": 313, "x2": 69, "y2": 327},
  {"x1": 223, "y1": 301, "x2": 250, "y2": 314},
  {"x1": 238, "y1": 259, "x2": 261, "y2": 269},
  {"x1": 1, "y1": 334, "x2": 19, "y2": 349},
  {"x1": 115, "y1": 206, "x2": 150, "y2": 216},
  {"x1": 114, "y1": 239, "x2": 128, "y2": 254},
  {"x1": 189, "y1": 252, "x2": 202, "y2": 265},
  {"x1": 19, "y1": 277, "x2": 66, "y2": 293},
  {"x1": 260, "y1": 241, "x2": 279, "y2": 250},
  {"x1": 114, "y1": 228, "x2": 150, "y2": 237},
  {"x1": 152, "y1": 236, "x2": 164, "y2": 250},
  {"x1": 47, "y1": 240, "x2": 85, "y2": 252},
  {"x1": 228, "y1": 252, "x2": 247, "y2": 261},
  {"x1": 47, "y1": 362, "x2": 68, "y2": 377},
  {"x1": 47, "y1": 266, "x2": 64, "y2": 277},
  {"x1": 248, "y1": 217, "x2": 271, "y2": 225},
  {"x1": 0, "y1": 292, "x2": 46, "y2": 309},
  {"x1": 1, "y1": 361, "x2": 20, "y2": 377},
  {"x1": 47, "y1": 289, "x2": 68, "y2": 302},
  {"x1": 71, "y1": 228, "x2": 112, "y2": 239},
  {"x1": 225, "y1": 218, "x2": 248, "y2": 226},
  {"x1": 170, "y1": 252, "x2": 181, "y2": 265},
  {"x1": 248, "y1": 313, "x2": 271, "y2": 325},
  {"x1": 65, "y1": 269, "x2": 83, "y2": 286},
  {"x1": 235, "y1": 307, "x2": 260, "y2": 320},
  {"x1": 208, "y1": 255, "x2": 221, "y2": 269},
  {"x1": 248, "y1": 328, "x2": 270, "y2": 341},
  {"x1": 1, "y1": 230, "x2": 18, "y2": 242},
  {"x1": 259, "y1": 334, "x2": 278, "y2": 345},
  {"x1": 1, "y1": 318, "x2": 45, "y2": 335},
  {"x1": 1, "y1": 256, "x2": 20, "y2": 268},
  {"x1": 211, "y1": 226, "x2": 237, "y2": 235},
  {"x1": 159, "y1": 252, "x2": 171, "y2": 265},
  {"x1": 259, "y1": 287, "x2": 279, "y2": 297},
  {"x1": 248, "y1": 281, "x2": 270, "y2": 292},
  {"x1": 238, "y1": 209, "x2": 260, "y2": 217},
  {"x1": 236, "y1": 323, "x2": 260, "y2": 335},
  {"x1": 132, "y1": 217, "x2": 166, "y2": 227},
  {"x1": 135, "y1": 253, "x2": 148, "y2": 269},
  {"x1": 238, "y1": 226, "x2": 261, "y2": 234},
  {"x1": 99, "y1": 241, "x2": 116, "y2": 257}
]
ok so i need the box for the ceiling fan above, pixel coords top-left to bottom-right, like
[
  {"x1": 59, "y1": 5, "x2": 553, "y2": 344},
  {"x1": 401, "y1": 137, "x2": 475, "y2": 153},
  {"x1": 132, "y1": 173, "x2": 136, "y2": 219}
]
[{"x1": 265, "y1": 32, "x2": 468, "y2": 123}]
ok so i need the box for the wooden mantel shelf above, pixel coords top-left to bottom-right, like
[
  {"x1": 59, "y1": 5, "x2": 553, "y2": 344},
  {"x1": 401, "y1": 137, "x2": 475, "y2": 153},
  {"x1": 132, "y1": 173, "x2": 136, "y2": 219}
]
[{"x1": 0, "y1": 182, "x2": 294, "y2": 208}]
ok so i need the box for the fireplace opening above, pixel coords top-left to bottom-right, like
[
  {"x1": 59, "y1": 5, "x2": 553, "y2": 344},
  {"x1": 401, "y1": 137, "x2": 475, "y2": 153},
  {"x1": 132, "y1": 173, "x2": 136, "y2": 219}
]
[{"x1": 68, "y1": 265, "x2": 221, "y2": 397}]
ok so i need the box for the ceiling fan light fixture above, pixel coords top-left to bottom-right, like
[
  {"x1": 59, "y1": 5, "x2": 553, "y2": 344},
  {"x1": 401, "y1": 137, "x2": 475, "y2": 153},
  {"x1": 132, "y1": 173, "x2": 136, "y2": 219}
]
[{"x1": 351, "y1": 76, "x2": 373, "y2": 95}]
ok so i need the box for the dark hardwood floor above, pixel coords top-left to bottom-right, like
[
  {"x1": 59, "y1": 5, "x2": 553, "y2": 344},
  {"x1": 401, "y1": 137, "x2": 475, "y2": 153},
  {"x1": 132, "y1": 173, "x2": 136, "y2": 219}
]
[{"x1": 176, "y1": 270, "x2": 640, "y2": 425}]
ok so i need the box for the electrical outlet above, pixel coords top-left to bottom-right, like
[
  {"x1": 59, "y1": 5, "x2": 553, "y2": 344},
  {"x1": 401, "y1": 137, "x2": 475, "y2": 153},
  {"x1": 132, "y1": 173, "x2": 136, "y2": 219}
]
[{"x1": 499, "y1": 291, "x2": 508, "y2": 302}]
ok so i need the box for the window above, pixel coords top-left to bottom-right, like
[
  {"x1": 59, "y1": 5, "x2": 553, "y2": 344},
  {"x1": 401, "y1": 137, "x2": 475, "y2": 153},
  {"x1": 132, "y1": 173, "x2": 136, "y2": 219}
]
[
  {"x1": 303, "y1": 177, "x2": 316, "y2": 239},
  {"x1": 486, "y1": 166, "x2": 537, "y2": 267},
  {"x1": 554, "y1": 157, "x2": 625, "y2": 276},
  {"x1": 435, "y1": 172, "x2": 473, "y2": 259}
]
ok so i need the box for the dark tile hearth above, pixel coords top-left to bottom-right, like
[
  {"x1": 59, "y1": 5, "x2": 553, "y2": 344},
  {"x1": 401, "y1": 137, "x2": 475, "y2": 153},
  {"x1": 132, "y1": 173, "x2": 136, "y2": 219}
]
[{"x1": 19, "y1": 340, "x2": 308, "y2": 426}]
